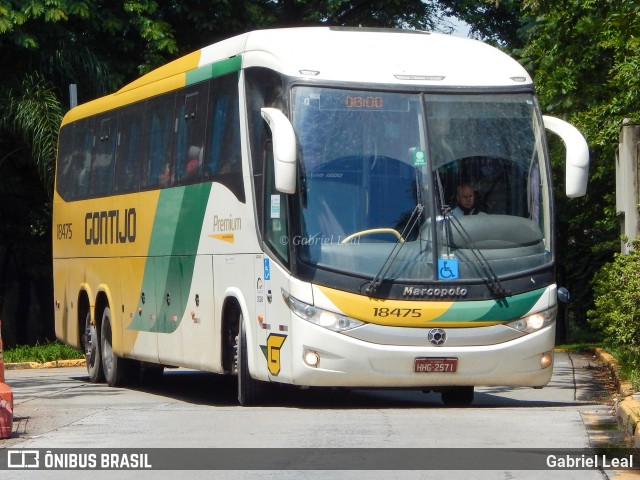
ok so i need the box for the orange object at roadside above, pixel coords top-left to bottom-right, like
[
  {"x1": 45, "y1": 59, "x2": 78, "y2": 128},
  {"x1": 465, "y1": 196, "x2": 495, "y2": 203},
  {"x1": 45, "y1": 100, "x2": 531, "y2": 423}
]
[{"x1": 0, "y1": 319, "x2": 13, "y2": 439}]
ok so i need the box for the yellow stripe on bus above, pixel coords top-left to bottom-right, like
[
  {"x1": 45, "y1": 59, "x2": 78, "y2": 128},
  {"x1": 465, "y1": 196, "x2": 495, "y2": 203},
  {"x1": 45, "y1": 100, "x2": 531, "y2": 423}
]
[
  {"x1": 316, "y1": 285, "x2": 454, "y2": 327},
  {"x1": 61, "y1": 50, "x2": 202, "y2": 125}
]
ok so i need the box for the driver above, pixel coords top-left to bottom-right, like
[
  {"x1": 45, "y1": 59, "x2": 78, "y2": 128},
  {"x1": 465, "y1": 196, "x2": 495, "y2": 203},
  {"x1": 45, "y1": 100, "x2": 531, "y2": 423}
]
[{"x1": 452, "y1": 183, "x2": 486, "y2": 217}]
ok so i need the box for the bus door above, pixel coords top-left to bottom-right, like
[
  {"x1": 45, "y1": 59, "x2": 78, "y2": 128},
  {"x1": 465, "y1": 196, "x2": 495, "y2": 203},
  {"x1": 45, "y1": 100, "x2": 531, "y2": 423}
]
[{"x1": 253, "y1": 253, "x2": 291, "y2": 383}]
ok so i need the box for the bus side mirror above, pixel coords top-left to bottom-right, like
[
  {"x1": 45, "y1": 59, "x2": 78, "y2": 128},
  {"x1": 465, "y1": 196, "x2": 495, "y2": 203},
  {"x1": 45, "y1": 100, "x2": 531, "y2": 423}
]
[
  {"x1": 261, "y1": 107, "x2": 297, "y2": 194},
  {"x1": 543, "y1": 115, "x2": 589, "y2": 198},
  {"x1": 557, "y1": 287, "x2": 570, "y2": 303}
]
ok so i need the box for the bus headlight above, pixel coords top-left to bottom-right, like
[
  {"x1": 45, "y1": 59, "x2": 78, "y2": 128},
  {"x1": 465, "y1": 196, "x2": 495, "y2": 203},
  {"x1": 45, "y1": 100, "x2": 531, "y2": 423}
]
[
  {"x1": 507, "y1": 306, "x2": 557, "y2": 334},
  {"x1": 282, "y1": 289, "x2": 364, "y2": 332}
]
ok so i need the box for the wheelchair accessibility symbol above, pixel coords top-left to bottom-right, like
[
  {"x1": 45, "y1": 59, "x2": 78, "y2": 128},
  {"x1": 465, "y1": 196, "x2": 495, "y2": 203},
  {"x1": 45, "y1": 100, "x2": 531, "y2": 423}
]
[{"x1": 438, "y1": 258, "x2": 460, "y2": 280}]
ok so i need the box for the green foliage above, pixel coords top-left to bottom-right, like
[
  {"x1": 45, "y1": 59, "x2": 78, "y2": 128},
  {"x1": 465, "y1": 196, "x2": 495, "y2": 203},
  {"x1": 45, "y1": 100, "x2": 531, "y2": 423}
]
[
  {"x1": 589, "y1": 239, "x2": 640, "y2": 348},
  {"x1": 437, "y1": 0, "x2": 524, "y2": 46},
  {"x1": 1, "y1": 73, "x2": 64, "y2": 196},
  {"x1": 3, "y1": 340, "x2": 83, "y2": 363},
  {"x1": 602, "y1": 345, "x2": 640, "y2": 391}
]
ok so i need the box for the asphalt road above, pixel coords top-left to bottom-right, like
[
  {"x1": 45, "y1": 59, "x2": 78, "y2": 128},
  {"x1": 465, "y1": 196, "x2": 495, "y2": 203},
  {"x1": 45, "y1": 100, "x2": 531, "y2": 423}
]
[{"x1": 0, "y1": 351, "x2": 635, "y2": 480}]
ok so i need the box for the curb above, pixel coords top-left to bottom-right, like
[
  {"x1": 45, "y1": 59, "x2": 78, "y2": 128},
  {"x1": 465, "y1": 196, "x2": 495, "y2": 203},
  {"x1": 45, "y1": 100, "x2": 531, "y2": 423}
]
[
  {"x1": 4, "y1": 359, "x2": 86, "y2": 370},
  {"x1": 587, "y1": 347, "x2": 640, "y2": 448}
]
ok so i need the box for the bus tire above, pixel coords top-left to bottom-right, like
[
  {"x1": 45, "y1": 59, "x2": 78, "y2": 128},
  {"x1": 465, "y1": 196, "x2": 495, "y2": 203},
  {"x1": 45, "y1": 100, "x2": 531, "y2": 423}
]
[
  {"x1": 237, "y1": 314, "x2": 266, "y2": 406},
  {"x1": 100, "y1": 307, "x2": 132, "y2": 387},
  {"x1": 84, "y1": 311, "x2": 104, "y2": 383},
  {"x1": 441, "y1": 386, "x2": 474, "y2": 407}
]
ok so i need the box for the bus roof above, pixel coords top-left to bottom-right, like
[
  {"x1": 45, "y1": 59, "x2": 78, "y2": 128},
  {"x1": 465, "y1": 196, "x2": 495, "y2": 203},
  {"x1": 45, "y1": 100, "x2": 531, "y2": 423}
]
[
  {"x1": 63, "y1": 27, "x2": 533, "y2": 124},
  {"x1": 235, "y1": 27, "x2": 531, "y2": 87}
]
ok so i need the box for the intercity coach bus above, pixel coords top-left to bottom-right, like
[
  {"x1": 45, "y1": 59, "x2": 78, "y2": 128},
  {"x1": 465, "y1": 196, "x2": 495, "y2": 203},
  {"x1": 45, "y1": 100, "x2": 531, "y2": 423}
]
[{"x1": 53, "y1": 27, "x2": 589, "y2": 406}]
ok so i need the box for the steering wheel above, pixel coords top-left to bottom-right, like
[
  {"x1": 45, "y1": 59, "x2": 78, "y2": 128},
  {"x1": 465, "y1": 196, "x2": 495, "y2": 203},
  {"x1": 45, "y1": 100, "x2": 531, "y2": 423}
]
[{"x1": 340, "y1": 228, "x2": 405, "y2": 244}]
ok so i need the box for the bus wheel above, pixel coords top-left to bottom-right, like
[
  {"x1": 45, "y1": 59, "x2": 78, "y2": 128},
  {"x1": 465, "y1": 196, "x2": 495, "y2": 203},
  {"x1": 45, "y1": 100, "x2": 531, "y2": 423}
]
[
  {"x1": 100, "y1": 307, "x2": 129, "y2": 387},
  {"x1": 84, "y1": 311, "x2": 104, "y2": 383},
  {"x1": 236, "y1": 314, "x2": 265, "y2": 406},
  {"x1": 441, "y1": 386, "x2": 474, "y2": 407}
]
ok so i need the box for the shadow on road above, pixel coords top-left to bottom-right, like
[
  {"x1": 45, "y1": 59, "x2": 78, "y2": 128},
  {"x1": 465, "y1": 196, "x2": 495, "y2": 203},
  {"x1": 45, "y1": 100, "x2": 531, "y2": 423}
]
[{"x1": 71, "y1": 363, "x2": 615, "y2": 410}]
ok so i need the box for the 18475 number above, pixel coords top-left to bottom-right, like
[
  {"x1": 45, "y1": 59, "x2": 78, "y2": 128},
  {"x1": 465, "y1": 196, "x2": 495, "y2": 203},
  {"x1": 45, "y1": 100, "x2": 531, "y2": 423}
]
[{"x1": 373, "y1": 307, "x2": 421, "y2": 318}]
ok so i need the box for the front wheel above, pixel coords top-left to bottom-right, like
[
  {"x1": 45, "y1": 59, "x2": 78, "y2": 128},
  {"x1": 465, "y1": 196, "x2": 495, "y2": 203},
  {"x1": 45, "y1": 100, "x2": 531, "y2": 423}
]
[
  {"x1": 237, "y1": 315, "x2": 267, "y2": 406},
  {"x1": 84, "y1": 311, "x2": 104, "y2": 383}
]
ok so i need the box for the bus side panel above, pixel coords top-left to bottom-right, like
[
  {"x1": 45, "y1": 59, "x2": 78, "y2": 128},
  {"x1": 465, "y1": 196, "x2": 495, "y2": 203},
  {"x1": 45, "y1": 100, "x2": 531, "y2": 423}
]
[
  {"x1": 121, "y1": 256, "x2": 159, "y2": 364},
  {"x1": 156, "y1": 254, "x2": 219, "y2": 371},
  {"x1": 53, "y1": 258, "x2": 80, "y2": 349},
  {"x1": 180, "y1": 255, "x2": 218, "y2": 371}
]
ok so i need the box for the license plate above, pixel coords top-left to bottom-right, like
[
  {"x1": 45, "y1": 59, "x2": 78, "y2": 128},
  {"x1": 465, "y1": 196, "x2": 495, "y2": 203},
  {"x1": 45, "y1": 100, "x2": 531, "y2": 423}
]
[{"x1": 414, "y1": 357, "x2": 458, "y2": 373}]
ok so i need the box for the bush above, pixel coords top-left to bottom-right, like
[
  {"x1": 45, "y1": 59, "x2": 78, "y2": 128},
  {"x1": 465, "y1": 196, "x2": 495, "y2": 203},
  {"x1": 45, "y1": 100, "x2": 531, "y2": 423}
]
[
  {"x1": 588, "y1": 239, "x2": 640, "y2": 390},
  {"x1": 588, "y1": 238, "x2": 640, "y2": 349}
]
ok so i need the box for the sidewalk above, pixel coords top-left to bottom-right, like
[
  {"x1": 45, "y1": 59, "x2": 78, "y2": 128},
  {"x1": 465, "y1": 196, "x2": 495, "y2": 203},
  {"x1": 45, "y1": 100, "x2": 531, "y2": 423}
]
[{"x1": 588, "y1": 347, "x2": 640, "y2": 448}]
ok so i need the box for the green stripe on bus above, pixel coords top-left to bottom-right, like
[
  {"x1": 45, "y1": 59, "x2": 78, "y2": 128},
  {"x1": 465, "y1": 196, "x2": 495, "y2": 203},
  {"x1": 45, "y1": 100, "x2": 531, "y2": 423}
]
[
  {"x1": 129, "y1": 183, "x2": 212, "y2": 334},
  {"x1": 186, "y1": 56, "x2": 242, "y2": 85},
  {"x1": 434, "y1": 287, "x2": 546, "y2": 323}
]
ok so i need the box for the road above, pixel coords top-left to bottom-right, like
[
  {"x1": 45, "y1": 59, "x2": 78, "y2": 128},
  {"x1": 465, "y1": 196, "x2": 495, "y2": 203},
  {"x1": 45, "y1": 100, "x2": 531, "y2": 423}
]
[{"x1": 0, "y1": 351, "x2": 636, "y2": 479}]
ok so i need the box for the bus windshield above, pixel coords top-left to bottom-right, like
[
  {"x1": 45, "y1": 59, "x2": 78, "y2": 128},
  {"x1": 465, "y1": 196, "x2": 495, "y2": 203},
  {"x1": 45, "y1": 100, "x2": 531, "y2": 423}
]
[{"x1": 291, "y1": 87, "x2": 551, "y2": 283}]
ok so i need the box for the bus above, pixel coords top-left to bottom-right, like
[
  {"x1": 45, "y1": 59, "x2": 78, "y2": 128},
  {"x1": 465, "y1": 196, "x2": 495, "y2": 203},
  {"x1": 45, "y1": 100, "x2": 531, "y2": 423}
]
[{"x1": 53, "y1": 27, "x2": 589, "y2": 406}]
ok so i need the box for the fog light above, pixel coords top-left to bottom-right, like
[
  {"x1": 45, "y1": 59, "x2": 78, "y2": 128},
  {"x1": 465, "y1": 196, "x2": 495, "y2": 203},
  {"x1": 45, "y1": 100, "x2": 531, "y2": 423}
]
[
  {"x1": 540, "y1": 352, "x2": 553, "y2": 368},
  {"x1": 304, "y1": 350, "x2": 320, "y2": 367}
]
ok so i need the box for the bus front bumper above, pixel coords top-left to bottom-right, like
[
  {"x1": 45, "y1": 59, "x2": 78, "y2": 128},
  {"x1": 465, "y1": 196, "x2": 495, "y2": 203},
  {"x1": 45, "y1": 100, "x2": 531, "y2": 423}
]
[{"x1": 288, "y1": 317, "x2": 556, "y2": 389}]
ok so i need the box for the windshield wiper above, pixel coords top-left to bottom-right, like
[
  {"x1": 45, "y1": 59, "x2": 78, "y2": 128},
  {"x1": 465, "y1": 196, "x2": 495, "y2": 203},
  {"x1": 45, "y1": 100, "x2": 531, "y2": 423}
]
[{"x1": 365, "y1": 203, "x2": 423, "y2": 296}]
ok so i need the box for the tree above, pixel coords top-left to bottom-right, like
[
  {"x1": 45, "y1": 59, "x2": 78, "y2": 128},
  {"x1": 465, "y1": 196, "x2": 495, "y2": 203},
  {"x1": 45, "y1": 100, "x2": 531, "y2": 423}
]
[{"x1": 516, "y1": 1, "x2": 640, "y2": 333}]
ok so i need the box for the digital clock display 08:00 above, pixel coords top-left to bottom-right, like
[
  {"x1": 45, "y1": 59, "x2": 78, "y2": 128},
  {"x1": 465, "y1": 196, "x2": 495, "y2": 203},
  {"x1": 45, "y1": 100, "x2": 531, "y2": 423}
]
[
  {"x1": 344, "y1": 96, "x2": 384, "y2": 109},
  {"x1": 317, "y1": 92, "x2": 409, "y2": 112}
]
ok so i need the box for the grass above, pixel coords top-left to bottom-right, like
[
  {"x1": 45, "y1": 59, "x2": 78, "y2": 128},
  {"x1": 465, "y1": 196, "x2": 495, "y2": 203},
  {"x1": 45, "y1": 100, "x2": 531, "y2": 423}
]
[
  {"x1": 2, "y1": 340, "x2": 84, "y2": 364},
  {"x1": 604, "y1": 346, "x2": 640, "y2": 391},
  {"x1": 558, "y1": 328, "x2": 640, "y2": 391},
  {"x1": 556, "y1": 342, "x2": 604, "y2": 351}
]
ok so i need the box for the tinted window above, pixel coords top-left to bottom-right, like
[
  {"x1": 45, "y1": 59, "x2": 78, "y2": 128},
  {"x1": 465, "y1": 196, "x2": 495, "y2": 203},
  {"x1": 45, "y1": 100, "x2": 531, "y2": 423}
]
[{"x1": 113, "y1": 104, "x2": 143, "y2": 194}]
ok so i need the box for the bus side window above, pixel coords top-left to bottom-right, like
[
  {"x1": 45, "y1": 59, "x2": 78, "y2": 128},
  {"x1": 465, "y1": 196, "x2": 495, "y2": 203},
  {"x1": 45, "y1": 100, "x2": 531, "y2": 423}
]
[
  {"x1": 114, "y1": 104, "x2": 142, "y2": 194},
  {"x1": 176, "y1": 85, "x2": 208, "y2": 184},
  {"x1": 141, "y1": 93, "x2": 176, "y2": 189},
  {"x1": 56, "y1": 120, "x2": 83, "y2": 199},
  {"x1": 205, "y1": 73, "x2": 244, "y2": 202},
  {"x1": 89, "y1": 116, "x2": 116, "y2": 197}
]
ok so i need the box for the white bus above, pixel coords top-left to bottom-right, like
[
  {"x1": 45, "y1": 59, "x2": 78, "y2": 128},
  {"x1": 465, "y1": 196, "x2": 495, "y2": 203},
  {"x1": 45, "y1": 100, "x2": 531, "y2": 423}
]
[{"x1": 53, "y1": 27, "x2": 589, "y2": 406}]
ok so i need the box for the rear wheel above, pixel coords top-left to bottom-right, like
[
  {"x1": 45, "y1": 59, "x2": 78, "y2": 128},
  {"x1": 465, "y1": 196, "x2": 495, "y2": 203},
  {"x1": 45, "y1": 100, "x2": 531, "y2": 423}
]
[
  {"x1": 237, "y1": 314, "x2": 267, "y2": 406},
  {"x1": 101, "y1": 307, "x2": 135, "y2": 387},
  {"x1": 84, "y1": 311, "x2": 104, "y2": 383},
  {"x1": 441, "y1": 386, "x2": 474, "y2": 407}
]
